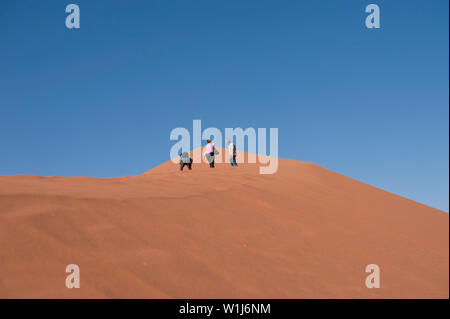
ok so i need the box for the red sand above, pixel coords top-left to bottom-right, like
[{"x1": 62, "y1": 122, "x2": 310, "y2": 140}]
[{"x1": 0, "y1": 150, "x2": 448, "y2": 298}]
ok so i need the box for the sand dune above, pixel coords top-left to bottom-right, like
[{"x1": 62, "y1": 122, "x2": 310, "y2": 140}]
[{"x1": 0, "y1": 150, "x2": 448, "y2": 298}]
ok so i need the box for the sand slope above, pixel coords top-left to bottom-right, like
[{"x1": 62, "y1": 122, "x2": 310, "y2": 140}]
[{"x1": 0, "y1": 150, "x2": 448, "y2": 298}]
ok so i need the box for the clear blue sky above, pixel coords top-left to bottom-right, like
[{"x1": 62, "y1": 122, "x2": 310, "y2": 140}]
[{"x1": 0, "y1": 0, "x2": 448, "y2": 211}]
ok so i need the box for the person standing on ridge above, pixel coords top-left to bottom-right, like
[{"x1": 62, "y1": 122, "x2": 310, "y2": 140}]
[
  {"x1": 226, "y1": 139, "x2": 237, "y2": 167},
  {"x1": 204, "y1": 139, "x2": 215, "y2": 168}
]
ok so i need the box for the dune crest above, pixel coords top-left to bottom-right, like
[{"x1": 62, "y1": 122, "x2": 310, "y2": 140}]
[{"x1": 0, "y1": 152, "x2": 448, "y2": 298}]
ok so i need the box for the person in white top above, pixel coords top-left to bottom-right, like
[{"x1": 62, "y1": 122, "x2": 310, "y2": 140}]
[{"x1": 226, "y1": 140, "x2": 237, "y2": 167}]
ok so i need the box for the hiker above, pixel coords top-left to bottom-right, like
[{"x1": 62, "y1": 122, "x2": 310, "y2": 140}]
[
  {"x1": 204, "y1": 139, "x2": 215, "y2": 168},
  {"x1": 179, "y1": 152, "x2": 192, "y2": 171},
  {"x1": 226, "y1": 140, "x2": 237, "y2": 166}
]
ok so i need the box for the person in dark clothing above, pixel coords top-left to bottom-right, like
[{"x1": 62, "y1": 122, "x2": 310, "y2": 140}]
[{"x1": 179, "y1": 152, "x2": 192, "y2": 171}]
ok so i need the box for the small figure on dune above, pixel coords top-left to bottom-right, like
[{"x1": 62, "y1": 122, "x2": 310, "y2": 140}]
[
  {"x1": 204, "y1": 139, "x2": 217, "y2": 168},
  {"x1": 179, "y1": 152, "x2": 192, "y2": 171},
  {"x1": 226, "y1": 139, "x2": 237, "y2": 167}
]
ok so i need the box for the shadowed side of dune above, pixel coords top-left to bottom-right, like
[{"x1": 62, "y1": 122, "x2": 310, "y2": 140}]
[{"x1": 0, "y1": 152, "x2": 448, "y2": 298}]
